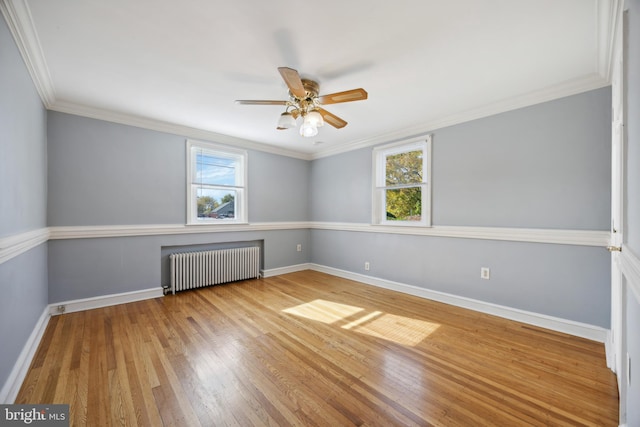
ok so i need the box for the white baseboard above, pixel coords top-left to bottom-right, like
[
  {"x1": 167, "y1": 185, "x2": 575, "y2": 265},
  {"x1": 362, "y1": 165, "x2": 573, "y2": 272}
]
[
  {"x1": 262, "y1": 263, "x2": 312, "y2": 278},
  {"x1": 1, "y1": 264, "x2": 611, "y2": 405},
  {"x1": 309, "y1": 263, "x2": 609, "y2": 343},
  {"x1": 49, "y1": 287, "x2": 164, "y2": 316},
  {"x1": 605, "y1": 330, "x2": 616, "y2": 371},
  {"x1": 1, "y1": 288, "x2": 164, "y2": 403},
  {"x1": 0, "y1": 307, "x2": 50, "y2": 404}
]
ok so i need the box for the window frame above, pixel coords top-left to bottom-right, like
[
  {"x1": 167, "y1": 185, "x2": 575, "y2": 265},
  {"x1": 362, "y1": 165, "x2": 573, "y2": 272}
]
[
  {"x1": 186, "y1": 139, "x2": 248, "y2": 225},
  {"x1": 372, "y1": 135, "x2": 432, "y2": 227}
]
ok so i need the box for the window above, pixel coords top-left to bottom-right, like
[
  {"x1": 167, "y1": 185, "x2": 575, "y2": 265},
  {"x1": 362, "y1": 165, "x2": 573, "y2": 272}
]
[
  {"x1": 372, "y1": 135, "x2": 432, "y2": 226},
  {"x1": 186, "y1": 140, "x2": 247, "y2": 224}
]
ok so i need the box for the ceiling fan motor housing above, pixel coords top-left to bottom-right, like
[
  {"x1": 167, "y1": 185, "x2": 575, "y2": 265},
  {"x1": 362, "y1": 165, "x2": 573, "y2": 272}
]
[{"x1": 299, "y1": 79, "x2": 319, "y2": 99}]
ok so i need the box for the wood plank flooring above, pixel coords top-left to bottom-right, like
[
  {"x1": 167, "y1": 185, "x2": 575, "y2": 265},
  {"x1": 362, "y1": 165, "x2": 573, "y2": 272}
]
[{"x1": 17, "y1": 271, "x2": 619, "y2": 426}]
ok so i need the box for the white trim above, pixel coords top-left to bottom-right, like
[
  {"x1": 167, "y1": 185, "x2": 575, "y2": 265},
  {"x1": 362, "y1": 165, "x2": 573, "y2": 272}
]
[
  {"x1": 49, "y1": 287, "x2": 164, "y2": 316},
  {"x1": 598, "y1": 0, "x2": 624, "y2": 82},
  {"x1": 50, "y1": 100, "x2": 312, "y2": 160},
  {"x1": 311, "y1": 222, "x2": 610, "y2": 247},
  {"x1": 186, "y1": 139, "x2": 248, "y2": 225},
  {"x1": 262, "y1": 263, "x2": 312, "y2": 278},
  {"x1": 0, "y1": 228, "x2": 49, "y2": 265},
  {"x1": 1, "y1": 287, "x2": 162, "y2": 403},
  {"x1": 605, "y1": 329, "x2": 616, "y2": 369},
  {"x1": 0, "y1": 0, "x2": 55, "y2": 107},
  {"x1": 309, "y1": 263, "x2": 609, "y2": 343},
  {"x1": 372, "y1": 135, "x2": 432, "y2": 227},
  {"x1": 620, "y1": 244, "x2": 640, "y2": 303},
  {"x1": 311, "y1": 74, "x2": 610, "y2": 160},
  {"x1": 0, "y1": 307, "x2": 50, "y2": 404},
  {"x1": 1, "y1": 0, "x2": 614, "y2": 161},
  {"x1": 0, "y1": 223, "x2": 608, "y2": 268},
  {"x1": 48, "y1": 222, "x2": 311, "y2": 240},
  {"x1": 48, "y1": 76, "x2": 610, "y2": 162},
  {"x1": 46, "y1": 222, "x2": 609, "y2": 247}
]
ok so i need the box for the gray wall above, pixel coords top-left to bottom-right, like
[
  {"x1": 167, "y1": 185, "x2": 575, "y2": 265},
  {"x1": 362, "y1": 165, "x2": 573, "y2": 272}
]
[
  {"x1": 46, "y1": 112, "x2": 311, "y2": 302},
  {"x1": 432, "y1": 90, "x2": 610, "y2": 229},
  {"x1": 310, "y1": 88, "x2": 612, "y2": 327},
  {"x1": 48, "y1": 229, "x2": 310, "y2": 302},
  {"x1": 47, "y1": 113, "x2": 185, "y2": 226},
  {"x1": 0, "y1": 22, "x2": 47, "y2": 236},
  {"x1": 311, "y1": 148, "x2": 372, "y2": 223},
  {"x1": 0, "y1": 247, "x2": 49, "y2": 389},
  {"x1": 311, "y1": 89, "x2": 611, "y2": 229},
  {"x1": 47, "y1": 112, "x2": 310, "y2": 225},
  {"x1": 311, "y1": 230, "x2": 609, "y2": 326},
  {"x1": 624, "y1": 0, "x2": 640, "y2": 424},
  {"x1": 250, "y1": 150, "x2": 309, "y2": 222},
  {"x1": 0, "y1": 14, "x2": 48, "y2": 399},
  {"x1": 1, "y1": 4, "x2": 621, "y2": 407}
]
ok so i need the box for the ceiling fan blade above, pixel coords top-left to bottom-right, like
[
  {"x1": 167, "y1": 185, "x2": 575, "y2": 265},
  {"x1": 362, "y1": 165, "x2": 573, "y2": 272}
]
[
  {"x1": 235, "y1": 100, "x2": 288, "y2": 105},
  {"x1": 317, "y1": 108, "x2": 347, "y2": 129},
  {"x1": 278, "y1": 67, "x2": 307, "y2": 98},
  {"x1": 318, "y1": 88, "x2": 368, "y2": 104}
]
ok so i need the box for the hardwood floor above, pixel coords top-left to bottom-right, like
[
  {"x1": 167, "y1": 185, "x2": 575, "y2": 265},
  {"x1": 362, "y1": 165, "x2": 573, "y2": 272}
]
[{"x1": 17, "y1": 271, "x2": 618, "y2": 426}]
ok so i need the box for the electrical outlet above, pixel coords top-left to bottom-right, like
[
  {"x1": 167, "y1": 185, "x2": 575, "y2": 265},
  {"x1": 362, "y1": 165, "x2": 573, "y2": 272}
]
[
  {"x1": 480, "y1": 267, "x2": 490, "y2": 280},
  {"x1": 296, "y1": 244, "x2": 302, "y2": 252},
  {"x1": 364, "y1": 262, "x2": 370, "y2": 271}
]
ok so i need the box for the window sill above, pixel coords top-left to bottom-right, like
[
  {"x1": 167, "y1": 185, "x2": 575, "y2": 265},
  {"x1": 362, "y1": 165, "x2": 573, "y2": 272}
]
[
  {"x1": 374, "y1": 222, "x2": 433, "y2": 228},
  {"x1": 186, "y1": 221, "x2": 249, "y2": 226}
]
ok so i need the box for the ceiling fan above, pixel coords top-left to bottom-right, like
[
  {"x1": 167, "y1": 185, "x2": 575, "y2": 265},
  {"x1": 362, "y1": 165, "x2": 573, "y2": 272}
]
[{"x1": 235, "y1": 67, "x2": 368, "y2": 137}]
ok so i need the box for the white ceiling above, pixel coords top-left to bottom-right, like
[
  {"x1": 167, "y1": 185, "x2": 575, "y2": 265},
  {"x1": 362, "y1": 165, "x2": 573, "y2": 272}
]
[{"x1": 2, "y1": 0, "x2": 615, "y2": 159}]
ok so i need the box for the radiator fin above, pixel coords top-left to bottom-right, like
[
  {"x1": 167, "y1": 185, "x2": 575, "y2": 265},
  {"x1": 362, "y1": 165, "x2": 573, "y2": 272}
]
[{"x1": 169, "y1": 247, "x2": 260, "y2": 294}]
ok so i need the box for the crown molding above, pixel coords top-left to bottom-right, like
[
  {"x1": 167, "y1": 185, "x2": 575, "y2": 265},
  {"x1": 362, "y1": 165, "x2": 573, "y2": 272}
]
[
  {"x1": 597, "y1": 0, "x2": 624, "y2": 82},
  {"x1": 311, "y1": 73, "x2": 610, "y2": 159},
  {"x1": 49, "y1": 100, "x2": 313, "y2": 161},
  {"x1": 2, "y1": 0, "x2": 614, "y2": 161},
  {"x1": 51, "y1": 70, "x2": 608, "y2": 162},
  {"x1": 0, "y1": 0, "x2": 54, "y2": 107}
]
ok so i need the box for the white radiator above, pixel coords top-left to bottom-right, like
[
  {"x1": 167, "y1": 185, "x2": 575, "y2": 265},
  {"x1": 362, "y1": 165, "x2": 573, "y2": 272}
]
[{"x1": 169, "y1": 247, "x2": 260, "y2": 294}]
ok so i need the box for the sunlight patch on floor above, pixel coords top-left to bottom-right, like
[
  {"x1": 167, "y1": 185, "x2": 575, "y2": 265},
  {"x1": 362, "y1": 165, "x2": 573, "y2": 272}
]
[
  {"x1": 283, "y1": 299, "x2": 440, "y2": 346},
  {"x1": 343, "y1": 312, "x2": 440, "y2": 346},
  {"x1": 282, "y1": 299, "x2": 364, "y2": 324}
]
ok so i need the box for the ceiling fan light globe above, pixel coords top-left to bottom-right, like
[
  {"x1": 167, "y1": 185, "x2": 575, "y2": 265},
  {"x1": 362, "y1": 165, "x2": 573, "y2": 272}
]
[
  {"x1": 306, "y1": 110, "x2": 324, "y2": 127},
  {"x1": 300, "y1": 122, "x2": 318, "y2": 137},
  {"x1": 277, "y1": 112, "x2": 297, "y2": 129}
]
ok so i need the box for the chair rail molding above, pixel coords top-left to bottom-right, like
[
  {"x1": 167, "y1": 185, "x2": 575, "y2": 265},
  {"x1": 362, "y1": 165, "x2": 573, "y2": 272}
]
[{"x1": 0, "y1": 228, "x2": 49, "y2": 265}]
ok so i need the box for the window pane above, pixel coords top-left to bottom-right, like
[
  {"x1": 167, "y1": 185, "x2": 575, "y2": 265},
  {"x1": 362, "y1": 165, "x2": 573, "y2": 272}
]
[
  {"x1": 385, "y1": 150, "x2": 423, "y2": 186},
  {"x1": 196, "y1": 188, "x2": 236, "y2": 219},
  {"x1": 195, "y1": 151, "x2": 237, "y2": 186},
  {"x1": 385, "y1": 187, "x2": 422, "y2": 221}
]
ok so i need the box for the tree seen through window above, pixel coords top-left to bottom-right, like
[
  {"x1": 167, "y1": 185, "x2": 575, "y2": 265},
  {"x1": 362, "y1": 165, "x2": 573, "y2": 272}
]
[{"x1": 385, "y1": 150, "x2": 423, "y2": 221}]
